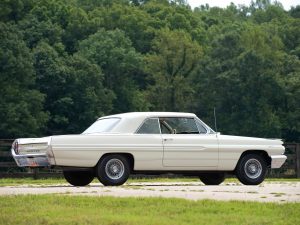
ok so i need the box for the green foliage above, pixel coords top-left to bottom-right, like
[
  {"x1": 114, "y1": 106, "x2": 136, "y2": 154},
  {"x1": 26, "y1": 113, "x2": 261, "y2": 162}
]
[
  {"x1": 0, "y1": 22, "x2": 48, "y2": 138},
  {"x1": 78, "y1": 28, "x2": 148, "y2": 113},
  {"x1": 146, "y1": 28, "x2": 202, "y2": 111},
  {"x1": 0, "y1": 0, "x2": 299, "y2": 141},
  {"x1": 0, "y1": 0, "x2": 34, "y2": 22},
  {"x1": 33, "y1": 41, "x2": 114, "y2": 134}
]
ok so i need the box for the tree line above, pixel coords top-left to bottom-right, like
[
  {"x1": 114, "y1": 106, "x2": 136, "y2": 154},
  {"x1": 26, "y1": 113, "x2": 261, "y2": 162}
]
[{"x1": 0, "y1": 0, "x2": 299, "y2": 142}]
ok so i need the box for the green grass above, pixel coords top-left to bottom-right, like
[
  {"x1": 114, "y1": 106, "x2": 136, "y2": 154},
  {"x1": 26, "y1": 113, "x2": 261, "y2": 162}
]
[
  {"x1": 0, "y1": 177, "x2": 299, "y2": 186},
  {"x1": 0, "y1": 177, "x2": 67, "y2": 186},
  {"x1": 0, "y1": 195, "x2": 299, "y2": 225}
]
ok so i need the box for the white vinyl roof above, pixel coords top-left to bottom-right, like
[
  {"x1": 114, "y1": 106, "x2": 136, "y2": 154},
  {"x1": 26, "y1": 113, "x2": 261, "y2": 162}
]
[
  {"x1": 99, "y1": 112, "x2": 197, "y2": 133},
  {"x1": 101, "y1": 112, "x2": 196, "y2": 119}
]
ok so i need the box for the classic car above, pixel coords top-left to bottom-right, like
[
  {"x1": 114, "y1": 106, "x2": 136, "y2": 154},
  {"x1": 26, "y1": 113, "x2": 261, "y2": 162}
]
[{"x1": 11, "y1": 112, "x2": 286, "y2": 186}]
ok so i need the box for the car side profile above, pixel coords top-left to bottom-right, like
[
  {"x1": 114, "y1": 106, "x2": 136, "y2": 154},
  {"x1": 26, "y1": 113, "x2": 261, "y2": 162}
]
[{"x1": 11, "y1": 112, "x2": 287, "y2": 186}]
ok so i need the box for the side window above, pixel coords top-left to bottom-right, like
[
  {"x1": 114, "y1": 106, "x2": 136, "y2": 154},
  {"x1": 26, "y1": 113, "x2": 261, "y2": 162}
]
[
  {"x1": 196, "y1": 120, "x2": 208, "y2": 134},
  {"x1": 136, "y1": 118, "x2": 160, "y2": 134},
  {"x1": 159, "y1": 117, "x2": 199, "y2": 134},
  {"x1": 160, "y1": 122, "x2": 172, "y2": 134}
]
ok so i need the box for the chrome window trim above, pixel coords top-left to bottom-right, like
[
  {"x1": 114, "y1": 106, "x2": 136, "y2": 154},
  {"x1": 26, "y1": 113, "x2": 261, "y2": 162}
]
[
  {"x1": 134, "y1": 116, "x2": 212, "y2": 135},
  {"x1": 157, "y1": 118, "x2": 163, "y2": 135}
]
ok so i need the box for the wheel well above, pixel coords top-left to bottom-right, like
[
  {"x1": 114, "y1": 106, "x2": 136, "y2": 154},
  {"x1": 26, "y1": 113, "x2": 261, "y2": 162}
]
[
  {"x1": 98, "y1": 153, "x2": 135, "y2": 172},
  {"x1": 238, "y1": 150, "x2": 271, "y2": 168}
]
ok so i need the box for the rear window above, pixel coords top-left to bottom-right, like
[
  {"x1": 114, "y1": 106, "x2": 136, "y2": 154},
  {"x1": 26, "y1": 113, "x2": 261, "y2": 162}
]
[{"x1": 83, "y1": 118, "x2": 120, "y2": 134}]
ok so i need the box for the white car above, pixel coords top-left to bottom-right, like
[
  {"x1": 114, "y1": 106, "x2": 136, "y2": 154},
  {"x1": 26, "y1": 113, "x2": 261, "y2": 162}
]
[{"x1": 11, "y1": 112, "x2": 286, "y2": 186}]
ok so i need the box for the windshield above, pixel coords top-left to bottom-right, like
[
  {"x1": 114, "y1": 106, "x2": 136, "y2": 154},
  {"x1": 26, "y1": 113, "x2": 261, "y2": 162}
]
[{"x1": 83, "y1": 118, "x2": 121, "y2": 134}]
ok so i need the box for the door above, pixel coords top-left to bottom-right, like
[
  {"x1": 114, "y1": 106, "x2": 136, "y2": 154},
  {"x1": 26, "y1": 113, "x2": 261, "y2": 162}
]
[
  {"x1": 161, "y1": 117, "x2": 219, "y2": 168},
  {"x1": 134, "y1": 117, "x2": 164, "y2": 170}
]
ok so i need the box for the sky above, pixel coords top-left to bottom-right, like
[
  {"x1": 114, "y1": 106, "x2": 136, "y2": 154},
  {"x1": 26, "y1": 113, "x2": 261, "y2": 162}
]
[{"x1": 187, "y1": 0, "x2": 300, "y2": 10}]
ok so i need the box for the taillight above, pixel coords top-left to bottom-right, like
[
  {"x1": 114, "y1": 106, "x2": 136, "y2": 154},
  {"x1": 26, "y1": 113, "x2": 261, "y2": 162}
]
[{"x1": 13, "y1": 141, "x2": 19, "y2": 154}]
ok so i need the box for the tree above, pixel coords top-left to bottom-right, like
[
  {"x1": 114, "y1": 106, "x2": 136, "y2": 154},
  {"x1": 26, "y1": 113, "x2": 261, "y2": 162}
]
[
  {"x1": 78, "y1": 29, "x2": 148, "y2": 113},
  {"x1": 33, "y1": 41, "x2": 114, "y2": 134},
  {"x1": 145, "y1": 28, "x2": 203, "y2": 111},
  {"x1": 0, "y1": 0, "x2": 299, "y2": 142},
  {"x1": 0, "y1": 0, "x2": 34, "y2": 22},
  {"x1": 290, "y1": 5, "x2": 300, "y2": 18},
  {"x1": 192, "y1": 22, "x2": 296, "y2": 139},
  {"x1": 0, "y1": 22, "x2": 48, "y2": 138},
  {"x1": 277, "y1": 53, "x2": 300, "y2": 142},
  {"x1": 89, "y1": 3, "x2": 156, "y2": 53},
  {"x1": 18, "y1": 15, "x2": 64, "y2": 48}
]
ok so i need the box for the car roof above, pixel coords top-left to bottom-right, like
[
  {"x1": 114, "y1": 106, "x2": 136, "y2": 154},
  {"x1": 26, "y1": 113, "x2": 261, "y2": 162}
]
[
  {"x1": 98, "y1": 112, "x2": 197, "y2": 133},
  {"x1": 100, "y1": 112, "x2": 196, "y2": 120}
]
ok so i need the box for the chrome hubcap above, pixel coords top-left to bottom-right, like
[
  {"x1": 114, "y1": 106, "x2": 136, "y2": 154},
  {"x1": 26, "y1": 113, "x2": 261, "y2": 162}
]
[
  {"x1": 244, "y1": 159, "x2": 262, "y2": 179},
  {"x1": 105, "y1": 159, "x2": 125, "y2": 180}
]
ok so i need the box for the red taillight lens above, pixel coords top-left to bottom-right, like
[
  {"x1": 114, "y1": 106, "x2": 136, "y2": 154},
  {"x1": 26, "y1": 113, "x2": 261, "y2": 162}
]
[{"x1": 13, "y1": 141, "x2": 19, "y2": 154}]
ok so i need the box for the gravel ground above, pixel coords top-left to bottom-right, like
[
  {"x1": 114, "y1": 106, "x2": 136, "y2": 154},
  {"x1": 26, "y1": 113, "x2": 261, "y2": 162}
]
[{"x1": 1, "y1": 182, "x2": 300, "y2": 203}]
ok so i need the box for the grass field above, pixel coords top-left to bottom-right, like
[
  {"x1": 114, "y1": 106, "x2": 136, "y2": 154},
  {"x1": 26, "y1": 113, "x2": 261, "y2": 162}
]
[
  {"x1": 0, "y1": 195, "x2": 299, "y2": 225},
  {"x1": 0, "y1": 177, "x2": 299, "y2": 186}
]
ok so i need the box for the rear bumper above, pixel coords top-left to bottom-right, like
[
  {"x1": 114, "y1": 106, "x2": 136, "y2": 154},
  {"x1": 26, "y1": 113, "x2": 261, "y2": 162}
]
[
  {"x1": 11, "y1": 148, "x2": 50, "y2": 167},
  {"x1": 271, "y1": 155, "x2": 287, "y2": 168}
]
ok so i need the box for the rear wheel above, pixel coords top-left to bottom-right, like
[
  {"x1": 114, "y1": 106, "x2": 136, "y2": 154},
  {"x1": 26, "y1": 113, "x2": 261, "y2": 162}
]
[
  {"x1": 199, "y1": 172, "x2": 225, "y2": 185},
  {"x1": 97, "y1": 154, "x2": 130, "y2": 186},
  {"x1": 235, "y1": 153, "x2": 267, "y2": 185},
  {"x1": 63, "y1": 170, "x2": 94, "y2": 186}
]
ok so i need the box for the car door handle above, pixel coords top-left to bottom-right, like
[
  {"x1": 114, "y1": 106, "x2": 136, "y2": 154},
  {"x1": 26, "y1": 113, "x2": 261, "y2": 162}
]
[{"x1": 163, "y1": 138, "x2": 173, "y2": 142}]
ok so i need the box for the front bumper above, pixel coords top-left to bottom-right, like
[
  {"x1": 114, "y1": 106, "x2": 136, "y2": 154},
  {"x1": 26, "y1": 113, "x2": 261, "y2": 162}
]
[
  {"x1": 11, "y1": 148, "x2": 50, "y2": 167},
  {"x1": 271, "y1": 155, "x2": 287, "y2": 168}
]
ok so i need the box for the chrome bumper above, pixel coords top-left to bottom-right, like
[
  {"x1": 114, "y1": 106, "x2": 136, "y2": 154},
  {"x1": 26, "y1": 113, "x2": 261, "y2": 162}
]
[
  {"x1": 11, "y1": 148, "x2": 50, "y2": 167},
  {"x1": 271, "y1": 155, "x2": 287, "y2": 168}
]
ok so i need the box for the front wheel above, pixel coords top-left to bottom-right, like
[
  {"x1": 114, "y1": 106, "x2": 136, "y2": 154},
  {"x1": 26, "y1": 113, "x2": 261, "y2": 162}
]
[
  {"x1": 235, "y1": 154, "x2": 267, "y2": 185},
  {"x1": 96, "y1": 154, "x2": 130, "y2": 186},
  {"x1": 63, "y1": 170, "x2": 94, "y2": 186},
  {"x1": 199, "y1": 172, "x2": 225, "y2": 185}
]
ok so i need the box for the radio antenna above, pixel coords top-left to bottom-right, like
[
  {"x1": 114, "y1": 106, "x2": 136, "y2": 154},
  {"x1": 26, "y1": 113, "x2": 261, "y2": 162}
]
[{"x1": 214, "y1": 107, "x2": 218, "y2": 133}]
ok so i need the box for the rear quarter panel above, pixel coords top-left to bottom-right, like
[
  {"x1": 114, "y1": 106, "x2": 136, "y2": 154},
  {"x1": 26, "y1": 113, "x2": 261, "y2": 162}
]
[{"x1": 50, "y1": 134, "x2": 163, "y2": 170}]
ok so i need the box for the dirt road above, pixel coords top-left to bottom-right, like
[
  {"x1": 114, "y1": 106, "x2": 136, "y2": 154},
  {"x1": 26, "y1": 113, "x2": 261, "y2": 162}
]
[{"x1": 1, "y1": 181, "x2": 300, "y2": 203}]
